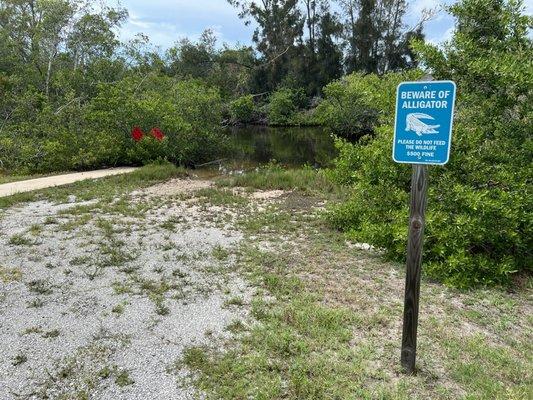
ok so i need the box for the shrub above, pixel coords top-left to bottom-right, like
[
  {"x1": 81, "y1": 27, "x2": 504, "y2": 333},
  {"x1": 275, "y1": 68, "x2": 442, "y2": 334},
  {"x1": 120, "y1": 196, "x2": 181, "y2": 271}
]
[
  {"x1": 87, "y1": 75, "x2": 227, "y2": 167},
  {"x1": 267, "y1": 88, "x2": 305, "y2": 126},
  {"x1": 327, "y1": 0, "x2": 532, "y2": 287},
  {"x1": 316, "y1": 71, "x2": 421, "y2": 139},
  {"x1": 229, "y1": 94, "x2": 256, "y2": 123},
  {"x1": 0, "y1": 75, "x2": 227, "y2": 173}
]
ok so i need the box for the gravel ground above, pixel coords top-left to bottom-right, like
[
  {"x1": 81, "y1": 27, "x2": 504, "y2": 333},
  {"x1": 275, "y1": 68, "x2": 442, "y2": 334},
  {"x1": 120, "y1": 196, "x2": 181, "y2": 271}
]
[{"x1": 0, "y1": 181, "x2": 252, "y2": 399}]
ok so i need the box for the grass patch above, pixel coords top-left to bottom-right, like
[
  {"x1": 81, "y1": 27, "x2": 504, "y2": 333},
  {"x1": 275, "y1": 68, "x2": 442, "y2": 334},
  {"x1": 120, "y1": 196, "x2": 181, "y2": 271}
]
[
  {"x1": 212, "y1": 245, "x2": 229, "y2": 261},
  {"x1": 218, "y1": 165, "x2": 339, "y2": 194},
  {"x1": 196, "y1": 188, "x2": 248, "y2": 206},
  {"x1": 8, "y1": 233, "x2": 34, "y2": 246},
  {"x1": 181, "y1": 210, "x2": 533, "y2": 400},
  {"x1": 0, "y1": 172, "x2": 60, "y2": 185},
  {"x1": 12, "y1": 353, "x2": 28, "y2": 366},
  {"x1": 115, "y1": 370, "x2": 134, "y2": 387}
]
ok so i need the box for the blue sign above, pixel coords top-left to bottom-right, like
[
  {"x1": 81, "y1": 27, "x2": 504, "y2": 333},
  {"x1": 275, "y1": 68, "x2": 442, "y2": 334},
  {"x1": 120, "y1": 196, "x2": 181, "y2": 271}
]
[{"x1": 393, "y1": 80, "x2": 456, "y2": 165}]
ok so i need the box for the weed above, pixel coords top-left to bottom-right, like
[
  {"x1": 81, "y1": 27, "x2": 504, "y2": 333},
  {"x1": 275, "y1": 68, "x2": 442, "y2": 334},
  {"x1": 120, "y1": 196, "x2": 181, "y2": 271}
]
[
  {"x1": 212, "y1": 245, "x2": 229, "y2": 261},
  {"x1": 0, "y1": 266, "x2": 22, "y2": 283},
  {"x1": 112, "y1": 303, "x2": 126, "y2": 315},
  {"x1": 224, "y1": 296, "x2": 244, "y2": 307},
  {"x1": 42, "y1": 329, "x2": 60, "y2": 339},
  {"x1": 70, "y1": 256, "x2": 90, "y2": 266},
  {"x1": 115, "y1": 370, "x2": 134, "y2": 387},
  {"x1": 8, "y1": 234, "x2": 34, "y2": 246},
  {"x1": 29, "y1": 224, "x2": 43, "y2": 236},
  {"x1": 22, "y1": 326, "x2": 43, "y2": 335},
  {"x1": 182, "y1": 347, "x2": 209, "y2": 370},
  {"x1": 225, "y1": 320, "x2": 246, "y2": 334},
  {"x1": 12, "y1": 354, "x2": 28, "y2": 366},
  {"x1": 26, "y1": 279, "x2": 53, "y2": 295},
  {"x1": 44, "y1": 216, "x2": 58, "y2": 225},
  {"x1": 27, "y1": 298, "x2": 44, "y2": 308}
]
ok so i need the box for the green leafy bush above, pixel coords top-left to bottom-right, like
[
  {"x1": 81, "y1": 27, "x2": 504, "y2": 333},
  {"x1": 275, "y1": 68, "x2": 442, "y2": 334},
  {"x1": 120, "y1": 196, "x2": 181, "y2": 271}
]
[
  {"x1": 229, "y1": 94, "x2": 256, "y2": 123},
  {"x1": 0, "y1": 75, "x2": 227, "y2": 172},
  {"x1": 267, "y1": 88, "x2": 306, "y2": 126},
  {"x1": 327, "y1": 0, "x2": 532, "y2": 287},
  {"x1": 316, "y1": 71, "x2": 421, "y2": 139}
]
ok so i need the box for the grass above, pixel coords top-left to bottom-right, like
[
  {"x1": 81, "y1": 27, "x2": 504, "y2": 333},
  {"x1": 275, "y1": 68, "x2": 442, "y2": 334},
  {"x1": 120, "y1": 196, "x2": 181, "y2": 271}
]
[
  {"x1": 12, "y1": 353, "x2": 28, "y2": 366},
  {"x1": 2, "y1": 163, "x2": 530, "y2": 399},
  {"x1": 195, "y1": 188, "x2": 248, "y2": 206},
  {"x1": 0, "y1": 171, "x2": 61, "y2": 185},
  {"x1": 217, "y1": 165, "x2": 340, "y2": 195},
  {"x1": 0, "y1": 266, "x2": 22, "y2": 283},
  {"x1": 8, "y1": 233, "x2": 34, "y2": 246}
]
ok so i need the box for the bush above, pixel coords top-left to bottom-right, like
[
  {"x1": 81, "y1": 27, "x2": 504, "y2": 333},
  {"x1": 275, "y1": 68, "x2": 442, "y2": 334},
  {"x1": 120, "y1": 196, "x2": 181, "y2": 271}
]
[
  {"x1": 316, "y1": 71, "x2": 421, "y2": 139},
  {"x1": 267, "y1": 88, "x2": 306, "y2": 126},
  {"x1": 327, "y1": 0, "x2": 532, "y2": 287},
  {"x1": 0, "y1": 75, "x2": 227, "y2": 173},
  {"x1": 229, "y1": 94, "x2": 256, "y2": 123}
]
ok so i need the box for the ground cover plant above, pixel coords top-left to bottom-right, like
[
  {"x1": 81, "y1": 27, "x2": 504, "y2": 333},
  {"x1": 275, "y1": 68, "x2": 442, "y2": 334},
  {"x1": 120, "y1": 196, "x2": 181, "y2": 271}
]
[{"x1": 0, "y1": 161, "x2": 531, "y2": 399}]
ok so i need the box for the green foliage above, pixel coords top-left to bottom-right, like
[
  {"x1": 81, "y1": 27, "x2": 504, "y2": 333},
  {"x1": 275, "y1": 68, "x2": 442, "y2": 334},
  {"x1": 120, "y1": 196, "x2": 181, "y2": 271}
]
[
  {"x1": 89, "y1": 75, "x2": 226, "y2": 167},
  {"x1": 267, "y1": 88, "x2": 306, "y2": 126},
  {"x1": 229, "y1": 94, "x2": 256, "y2": 123},
  {"x1": 316, "y1": 70, "x2": 421, "y2": 138},
  {"x1": 0, "y1": 75, "x2": 226, "y2": 173},
  {"x1": 327, "y1": 0, "x2": 532, "y2": 287}
]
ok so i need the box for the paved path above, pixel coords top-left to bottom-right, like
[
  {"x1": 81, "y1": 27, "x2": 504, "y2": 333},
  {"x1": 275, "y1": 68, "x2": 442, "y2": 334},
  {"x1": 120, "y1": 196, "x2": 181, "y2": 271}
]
[{"x1": 0, "y1": 167, "x2": 138, "y2": 198}]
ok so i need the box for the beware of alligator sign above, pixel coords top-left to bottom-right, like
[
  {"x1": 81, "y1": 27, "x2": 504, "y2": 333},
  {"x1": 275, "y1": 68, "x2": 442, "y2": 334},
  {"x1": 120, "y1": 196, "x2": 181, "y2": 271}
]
[
  {"x1": 396, "y1": 78, "x2": 457, "y2": 374},
  {"x1": 393, "y1": 80, "x2": 456, "y2": 165}
]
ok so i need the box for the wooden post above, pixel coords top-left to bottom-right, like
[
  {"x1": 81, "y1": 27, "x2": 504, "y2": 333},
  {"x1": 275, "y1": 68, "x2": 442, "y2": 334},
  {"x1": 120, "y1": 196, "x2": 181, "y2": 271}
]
[{"x1": 400, "y1": 163, "x2": 428, "y2": 374}]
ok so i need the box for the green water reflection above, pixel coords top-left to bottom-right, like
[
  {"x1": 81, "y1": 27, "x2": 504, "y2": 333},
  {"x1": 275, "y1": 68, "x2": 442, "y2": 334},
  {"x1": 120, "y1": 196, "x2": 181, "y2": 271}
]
[{"x1": 225, "y1": 125, "x2": 337, "y2": 168}]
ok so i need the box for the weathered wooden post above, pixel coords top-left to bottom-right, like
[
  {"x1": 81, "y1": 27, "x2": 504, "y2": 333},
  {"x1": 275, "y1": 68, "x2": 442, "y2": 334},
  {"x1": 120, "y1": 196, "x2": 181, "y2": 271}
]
[
  {"x1": 400, "y1": 163, "x2": 428, "y2": 373},
  {"x1": 392, "y1": 76, "x2": 456, "y2": 374}
]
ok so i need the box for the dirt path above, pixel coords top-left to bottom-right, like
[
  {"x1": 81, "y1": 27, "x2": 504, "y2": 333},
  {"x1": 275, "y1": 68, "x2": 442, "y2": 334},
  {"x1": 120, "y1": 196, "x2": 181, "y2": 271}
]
[{"x1": 0, "y1": 168, "x2": 138, "y2": 198}]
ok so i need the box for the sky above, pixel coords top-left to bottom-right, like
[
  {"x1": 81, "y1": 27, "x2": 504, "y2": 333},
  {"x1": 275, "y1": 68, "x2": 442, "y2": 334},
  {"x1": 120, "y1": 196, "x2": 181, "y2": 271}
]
[{"x1": 106, "y1": 0, "x2": 533, "y2": 51}]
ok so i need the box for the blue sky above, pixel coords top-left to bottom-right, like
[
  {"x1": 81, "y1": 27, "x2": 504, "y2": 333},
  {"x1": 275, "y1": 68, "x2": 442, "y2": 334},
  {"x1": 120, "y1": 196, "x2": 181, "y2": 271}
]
[{"x1": 107, "y1": 0, "x2": 532, "y2": 50}]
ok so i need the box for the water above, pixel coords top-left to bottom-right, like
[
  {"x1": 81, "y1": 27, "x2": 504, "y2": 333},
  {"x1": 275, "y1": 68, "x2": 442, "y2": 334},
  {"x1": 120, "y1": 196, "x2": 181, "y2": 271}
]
[{"x1": 224, "y1": 125, "x2": 337, "y2": 168}]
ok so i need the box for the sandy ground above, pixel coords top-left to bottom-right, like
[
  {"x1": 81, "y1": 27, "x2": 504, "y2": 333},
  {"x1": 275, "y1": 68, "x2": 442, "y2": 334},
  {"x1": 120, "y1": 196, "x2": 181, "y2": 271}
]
[
  {"x1": 0, "y1": 168, "x2": 138, "y2": 198},
  {"x1": 0, "y1": 179, "x2": 252, "y2": 399}
]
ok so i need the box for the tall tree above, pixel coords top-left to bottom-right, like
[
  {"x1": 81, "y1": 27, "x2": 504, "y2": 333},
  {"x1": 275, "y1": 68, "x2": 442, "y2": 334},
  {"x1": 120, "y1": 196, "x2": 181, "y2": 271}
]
[
  {"x1": 227, "y1": 0, "x2": 304, "y2": 91},
  {"x1": 339, "y1": 0, "x2": 425, "y2": 74},
  {"x1": 315, "y1": 3, "x2": 344, "y2": 90},
  {"x1": 0, "y1": 0, "x2": 126, "y2": 98}
]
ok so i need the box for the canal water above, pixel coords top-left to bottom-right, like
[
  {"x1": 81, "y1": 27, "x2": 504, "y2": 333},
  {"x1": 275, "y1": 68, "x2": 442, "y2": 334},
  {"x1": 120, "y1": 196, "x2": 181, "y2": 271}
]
[{"x1": 224, "y1": 125, "x2": 337, "y2": 169}]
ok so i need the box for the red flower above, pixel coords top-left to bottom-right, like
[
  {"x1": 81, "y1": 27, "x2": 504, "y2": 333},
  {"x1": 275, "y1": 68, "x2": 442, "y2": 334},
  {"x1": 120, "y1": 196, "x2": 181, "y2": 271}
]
[
  {"x1": 150, "y1": 127, "x2": 165, "y2": 142},
  {"x1": 131, "y1": 126, "x2": 144, "y2": 142}
]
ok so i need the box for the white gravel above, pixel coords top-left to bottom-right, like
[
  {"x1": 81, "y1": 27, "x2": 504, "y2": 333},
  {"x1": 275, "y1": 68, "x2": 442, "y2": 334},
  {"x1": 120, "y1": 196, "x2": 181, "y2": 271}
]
[{"x1": 0, "y1": 184, "x2": 252, "y2": 399}]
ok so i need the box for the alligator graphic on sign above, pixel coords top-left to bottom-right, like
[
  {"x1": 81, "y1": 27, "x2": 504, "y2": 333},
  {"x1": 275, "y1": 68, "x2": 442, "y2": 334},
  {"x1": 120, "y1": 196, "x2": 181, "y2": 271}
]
[{"x1": 405, "y1": 113, "x2": 440, "y2": 136}]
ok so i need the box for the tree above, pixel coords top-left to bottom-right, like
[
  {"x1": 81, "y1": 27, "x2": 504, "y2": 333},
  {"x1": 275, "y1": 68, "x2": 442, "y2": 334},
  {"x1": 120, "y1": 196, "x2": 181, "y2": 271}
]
[
  {"x1": 166, "y1": 30, "x2": 256, "y2": 98},
  {"x1": 227, "y1": 0, "x2": 304, "y2": 91},
  {"x1": 0, "y1": 0, "x2": 127, "y2": 99},
  {"x1": 312, "y1": 2, "x2": 344, "y2": 93},
  {"x1": 339, "y1": 0, "x2": 426, "y2": 74}
]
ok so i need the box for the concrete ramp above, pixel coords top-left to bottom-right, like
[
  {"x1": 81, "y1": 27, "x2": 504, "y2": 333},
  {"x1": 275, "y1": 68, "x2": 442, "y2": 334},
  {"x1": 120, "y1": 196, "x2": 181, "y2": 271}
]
[{"x1": 0, "y1": 167, "x2": 138, "y2": 198}]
